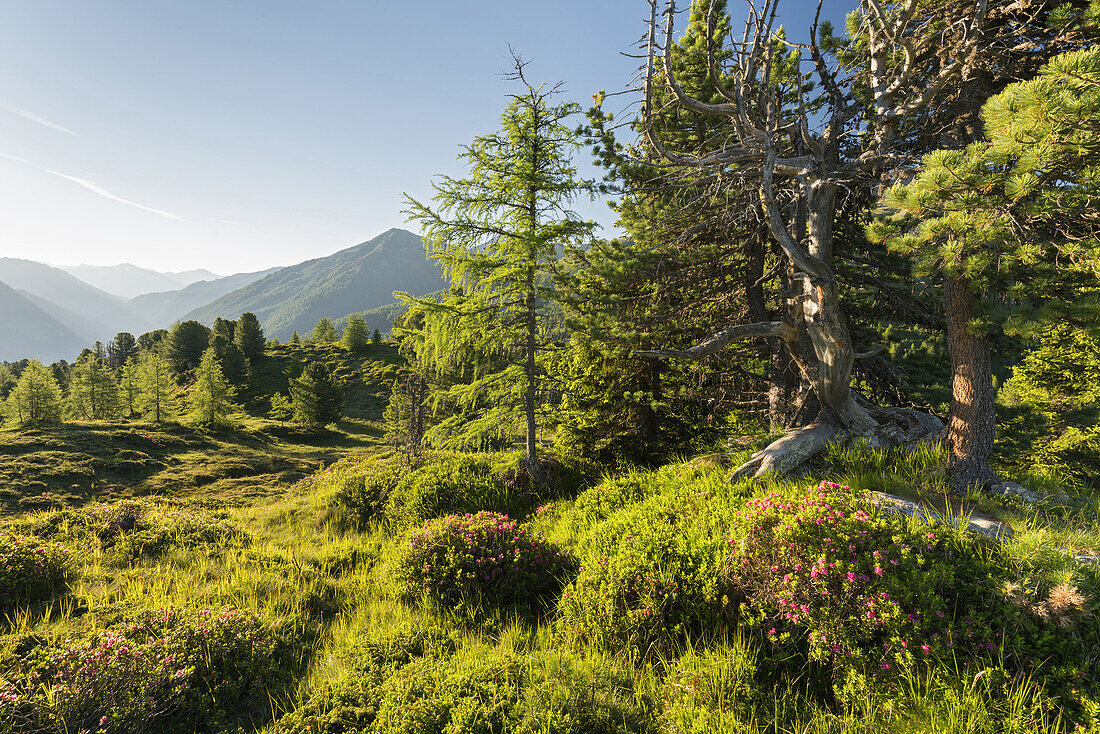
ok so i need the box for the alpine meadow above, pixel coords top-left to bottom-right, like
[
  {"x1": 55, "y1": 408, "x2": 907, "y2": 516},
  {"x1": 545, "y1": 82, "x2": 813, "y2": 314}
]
[{"x1": 6, "y1": 1, "x2": 1100, "y2": 732}]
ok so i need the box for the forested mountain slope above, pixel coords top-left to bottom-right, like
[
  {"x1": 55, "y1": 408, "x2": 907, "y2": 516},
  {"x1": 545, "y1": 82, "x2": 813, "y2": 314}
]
[{"x1": 183, "y1": 229, "x2": 443, "y2": 339}]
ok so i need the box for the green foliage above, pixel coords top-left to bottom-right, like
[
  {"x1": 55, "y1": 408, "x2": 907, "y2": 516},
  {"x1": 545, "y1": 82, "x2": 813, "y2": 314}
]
[
  {"x1": 105, "y1": 331, "x2": 137, "y2": 370},
  {"x1": 325, "y1": 454, "x2": 407, "y2": 529},
  {"x1": 165, "y1": 320, "x2": 211, "y2": 375},
  {"x1": 137, "y1": 351, "x2": 176, "y2": 422},
  {"x1": 403, "y1": 60, "x2": 595, "y2": 462},
  {"x1": 342, "y1": 313, "x2": 370, "y2": 353},
  {"x1": 0, "y1": 532, "x2": 72, "y2": 612},
  {"x1": 117, "y1": 358, "x2": 141, "y2": 417},
  {"x1": 273, "y1": 624, "x2": 643, "y2": 734},
  {"x1": 999, "y1": 323, "x2": 1100, "y2": 485},
  {"x1": 0, "y1": 606, "x2": 301, "y2": 734},
  {"x1": 290, "y1": 361, "x2": 343, "y2": 427},
  {"x1": 393, "y1": 510, "x2": 576, "y2": 609},
  {"x1": 234, "y1": 311, "x2": 266, "y2": 361},
  {"x1": 383, "y1": 454, "x2": 515, "y2": 528},
  {"x1": 312, "y1": 318, "x2": 339, "y2": 343},
  {"x1": 558, "y1": 463, "x2": 742, "y2": 657},
  {"x1": 65, "y1": 354, "x2": 123, "y2": 421},
  {"x1": 872, "y1": 49, "x2": 1100, "y2": 339},
  {"x1": 186, "y1": 347, "x2": 240, "y2": 426},
  {"x1": 4, "y1": 360, "x2": 63, "y2": 426}
]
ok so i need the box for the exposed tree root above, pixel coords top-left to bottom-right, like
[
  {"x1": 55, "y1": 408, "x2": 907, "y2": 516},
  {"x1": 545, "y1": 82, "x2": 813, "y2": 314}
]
[{"x1": 730, "y1": 401, "x2": 944, "y2": 480}]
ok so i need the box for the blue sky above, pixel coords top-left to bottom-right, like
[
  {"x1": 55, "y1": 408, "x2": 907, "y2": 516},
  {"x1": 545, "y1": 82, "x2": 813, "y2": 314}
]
[{"x1": 0, "y1": 1, "x2": 844, "y2": 274}]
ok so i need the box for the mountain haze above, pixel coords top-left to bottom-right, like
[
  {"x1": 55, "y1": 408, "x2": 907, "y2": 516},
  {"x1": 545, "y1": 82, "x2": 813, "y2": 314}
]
[
  {"x1": 0, "y1": 281, "x2": 86, "y2": 362},
  {"x1": 0, "y1": 258, "x2": 150, "y2": 339},
  {"x1": 62, "y1": 263, "x2": 219, "y2": 299},
  {"x1": 130, "y1": 267, "x2": 282, "y2": 328},
  {"x1": 184, "y1": 229, "x2": 444, "y2": 339}
]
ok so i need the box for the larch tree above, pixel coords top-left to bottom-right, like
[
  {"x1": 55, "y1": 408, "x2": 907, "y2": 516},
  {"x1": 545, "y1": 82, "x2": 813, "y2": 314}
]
[
  {"x1": 871, "y1": 49, "x2": 1100, "y2": 490},
  {"x1": 4, "y1": 361, "x2": 63, "y2": 426},
  {"x1": 312, "y1": 318, "x2": 339, "y2": 343},
  {"x1": 65, "y1": 354, "x2": 122, "y2": 421},
  {"x1": 118, "y1": 358, "x2": 141, "y2": 417},
  {"x1": 403, "y1": 55, "x2": 596, "y2": 483},
  {"x1": 138, "y1": 352, "x2": 175, "y2": 423}
]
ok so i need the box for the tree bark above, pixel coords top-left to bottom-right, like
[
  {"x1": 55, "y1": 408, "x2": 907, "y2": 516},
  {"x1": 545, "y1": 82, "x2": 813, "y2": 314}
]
[
  {"x1": 944, "y1": 275, "x2": 999, "y2": 492},
  {"x1": 524, "y1": 264, "x2": 544, "y2": 485}
]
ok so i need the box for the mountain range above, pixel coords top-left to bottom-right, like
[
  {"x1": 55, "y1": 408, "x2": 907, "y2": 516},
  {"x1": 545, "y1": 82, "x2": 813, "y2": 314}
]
[
  {"x1": 60, "y1": 264, "x2": 221, "y2": 300},
  {"x1": 0, "y1": 228, "x2": 442, "y2": 363}
]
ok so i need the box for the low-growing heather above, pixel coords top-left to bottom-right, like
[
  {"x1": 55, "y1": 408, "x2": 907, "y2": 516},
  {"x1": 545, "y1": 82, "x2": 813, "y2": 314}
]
[
  {"x1": 0, "y1": 606, "x2": 302, "y2": 734},
  {"x1": 393, "y1": 511, "x2": 576, "y2": 608},
  {"x1": 0, "y1": 532, "x2": 72, "y2": 613}
]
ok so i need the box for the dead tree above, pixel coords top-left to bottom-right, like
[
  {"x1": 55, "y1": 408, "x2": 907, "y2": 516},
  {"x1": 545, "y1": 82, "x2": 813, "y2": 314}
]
[{"x1": 638, "y1": 0, "x2": 989, "y2": 477}]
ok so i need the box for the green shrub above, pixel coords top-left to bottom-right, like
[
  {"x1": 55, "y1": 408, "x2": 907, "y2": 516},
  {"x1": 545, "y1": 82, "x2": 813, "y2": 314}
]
[
  {"x1": 394, "y1": 511, "x2": 576, "y2": 608},
  {"x1": 0, "y1": 533, "x2": 72, "y2": 612},
  {"x1": 558, "y1": 518, "x2": 732, "y2": 657},
  {"x1": 0, "y1": 606, "x2": 301, "y2": 734},
  {"x1": 326, "y1": 455, "x2": 407, "y2": 528},
  {"x1": 275, "y1": 631, "x2": 644, "y2": 734},
  {"x1": 384, "y1": 454, "x2": 515, "y2": 527}
]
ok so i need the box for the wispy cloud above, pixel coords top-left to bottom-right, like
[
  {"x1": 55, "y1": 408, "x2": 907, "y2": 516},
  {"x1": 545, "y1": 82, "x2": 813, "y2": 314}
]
[
  {"x1": 0, "y1": 151, "x2": 31, "y2": 164},
  {"x1": 207, "y1": 217, "x2": 240, "y2": 225},
  {"x1": 12, "y1": 108, "x2": 74, "y2": 135},
  {"x1": 44, "y1": 169, "x2": 184, "y2": 221}
]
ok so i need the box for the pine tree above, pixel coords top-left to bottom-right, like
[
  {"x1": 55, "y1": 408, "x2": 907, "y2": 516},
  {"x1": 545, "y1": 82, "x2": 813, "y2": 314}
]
[
  {"x1": 342, "y1": 314, "x2": 370, "y2": 353},
  {"x1": 290, "y1": 331, "x2": 301, "y2": 346},
  {"x1": 165, "y1": 320, "x2": 211, "y2": 375},
  {"x1": 106, "y1": 332, "x2": 138, "y2": 370},
  {"x1": 872, "y1": 49, "x2": 1100, "y2": 490},
  {"x1": 212, "y1": 317, "x2": 236, "y2": 343},
  {"x1": 403, "y1": 56, "x2": 595, "y2": 482},
  {"x1": 4, "y1": 361, "x2": 63, "y2": 426},
  {"x1": 118, "y1": 358, "x2": 141, "y2": 417},
  {"x1": 65, "y1": 354, "x2": 122, "y2": 420},
  {"x1": 290, "y1": 361, "x2": 343, "y2": 427},
  {"x1": 187, "y1": 347, "x2": 240, "y2": 426},
  {"x1": 312, "y1": 318, "x2": 339, "y2": 343},
  {"x1": 210, "y1": 332, "x2": 247, "y2": 383},
  {"x1": 138, "y1": 352, "x2": 175, "y2": 423},
  {"x1": 234, "y1": 312, "x2": 266, "y2": 361},
  {"x1": 137, "y1": 329, "x2": 168, "y2": 354},
  {"x1": 372, "y1": 328, "x2": 382, "y2": 345}
]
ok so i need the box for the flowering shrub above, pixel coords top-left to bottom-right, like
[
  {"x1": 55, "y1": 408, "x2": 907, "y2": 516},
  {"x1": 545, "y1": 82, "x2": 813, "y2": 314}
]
[
  {"x1": 394, "y1": 511, "x2": 576, "y2": 607},
  {"x1": 729, "y1": 482, "x2": 985, "y2": 672},
  {"x1": 0, "y1": 606, "x2": 300, "y2": 734},
  {"x1": 0, "y1": 532, "x2": 72, "y2": 611}
]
